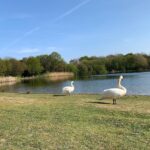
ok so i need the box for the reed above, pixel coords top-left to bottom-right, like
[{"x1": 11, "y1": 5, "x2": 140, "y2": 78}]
[
  {"x1": 0, "y1": 76, "x2": 20, "y2": 83},
  {"x1": 0, "y1": 72, "x2": 74, "y2": 85},
  {"x1": 44, "y1": 72, "x2": 74, "y2": 81}
]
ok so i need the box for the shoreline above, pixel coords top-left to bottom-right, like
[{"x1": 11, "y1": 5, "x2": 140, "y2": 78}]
[
  {"x1": 22, "y1": 72, "x2": 74, "y2": 81},
  {"x1": 0, "y1": 72, "x2": 74, "y2": 85},
  {"x1": 0, "y1": 76, "x2": 20, "y2": 83}
]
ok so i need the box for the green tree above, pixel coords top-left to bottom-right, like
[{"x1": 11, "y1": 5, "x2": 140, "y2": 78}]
[
  {"x1": 25, "y1": 57, "x2": 43, "y2": 76},
  {"x1": 66, "y1": 64, "x2": 78, "y2": 76},
  {"x1": 48, "y1": 52, "x2": 66, "y2": 72},
  {"x1": 9, "y1": 59, "x2": 27, "y2": 76},
  {"x1": 38, "y1": 55, "x2": 49, "y2": 73},
  {"x1": 125, "y1": 53, "x2": 148, "y2": 72},
  {"x1": 78, "y1": 63, "x2": 88, "y2": 77},
  {"x1": 0, "y1": 59, "x2": 7, "y2": 76},
  {"x1": 4, "y1": 59, "x2": 12, "y2": 76},
  {"x1": 134, "y1": 54, "x2": 148, "y2": 71}
]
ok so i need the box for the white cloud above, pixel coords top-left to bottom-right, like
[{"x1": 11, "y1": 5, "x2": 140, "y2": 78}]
[
  {"x1": 3, "y1": 0, "x2": 92, "y2": 50},
  {"x1": 16, "y1": 46, "x2": 60, "y2": 55},
  {"x1": 24, "y1": 27, "x2": 40, "y2": 36},
  {"x1": 2, "y1": 26, "x2": 40, "y2": 51},
  {"x1": 11, "y1": 13, "x2": 32, "y2": 20},
  {"x1": 54, "y1": 0, "x2": 92, "y2": 22},
  {"x1": 47, "y1": 46, "x2": 57, "y2": 51},
  {"x1": 1, "y1": 13, "x2": 32, "y2": 21},
  {"x1": 17, "y1": 48, "x2": 39, "y2": 54}
]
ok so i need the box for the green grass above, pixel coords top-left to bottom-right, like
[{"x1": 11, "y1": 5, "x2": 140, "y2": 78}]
[{"x1": 0, "y1": 93, "x2": 149, "y2": 150}]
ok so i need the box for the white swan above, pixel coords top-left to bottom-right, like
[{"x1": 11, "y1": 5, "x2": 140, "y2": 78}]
[
  {"x1": 101, "y1": 75, "x2": 127, "y2": 104},
  {"x1": 62, "y1": 81, "x2": 74, "y2": 95}
]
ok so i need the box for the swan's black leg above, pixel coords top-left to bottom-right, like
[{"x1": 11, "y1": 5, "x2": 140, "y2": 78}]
[
  {"x1": 113, "y1": 99, "x2": 115, "y2": 104},
  {"x1": 113, "y1": 99, "x2": 116, "y2": 105}
]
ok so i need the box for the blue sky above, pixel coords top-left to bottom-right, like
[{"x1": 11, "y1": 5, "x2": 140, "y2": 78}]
[{"x1": 0, "y1": 0, "x2": 150, "y2": 61}]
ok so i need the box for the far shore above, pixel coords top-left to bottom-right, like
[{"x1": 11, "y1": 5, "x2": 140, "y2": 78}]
[
  {"x1": 0, "y1": 76, "x2": 20, "y2": 83},
  {"x1": 0, "y1": 72, "x2": 74, "y2": 85}
]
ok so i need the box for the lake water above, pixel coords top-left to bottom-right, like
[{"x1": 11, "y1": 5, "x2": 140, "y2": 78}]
[{"x1": 0, "y1": 72, "x2": 150, "y2": 95}]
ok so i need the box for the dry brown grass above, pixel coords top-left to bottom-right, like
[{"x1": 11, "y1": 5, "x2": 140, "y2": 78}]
[
  {"x1": 0, "y1": 76, "x2": 19, "y2": 83},
  {"x1": 21, "y1": 72, "x2": 74, "y2": 81},
  {"x1": 0, "y1": 77, "x2": 20, "y2": 87},
  {"x1": 44, "y1": 72, "x2": 74, "y2": 81},
  {"x1": 0, "y1": 93, "x2": 50, "y2": 106}
]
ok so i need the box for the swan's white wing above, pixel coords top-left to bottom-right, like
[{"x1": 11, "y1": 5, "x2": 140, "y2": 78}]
[
  {"x1": 102, "y1": 88, "x2": 124, "y2": 99},
  {"x1": 63, "y1": 86, "x2": 69, "y2": 90},
  {"x1": 62, "y1": 86, "x2": 74, "y2": 93},
  {"x1": 63, "y1": 86, "x2": 70, "y2": 92}
]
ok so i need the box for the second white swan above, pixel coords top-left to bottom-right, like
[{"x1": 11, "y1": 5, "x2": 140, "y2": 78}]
[
  {"x1": 62, "y1": 81, "x2": 74, "y2": 95},
  {"x1": 101, "y1": 75, "x2": 127, "y2": 104}
]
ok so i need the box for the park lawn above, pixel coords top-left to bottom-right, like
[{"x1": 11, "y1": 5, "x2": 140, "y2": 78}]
[{"x1": 0, "y1": 93, "x2": 149, "y2": 150}]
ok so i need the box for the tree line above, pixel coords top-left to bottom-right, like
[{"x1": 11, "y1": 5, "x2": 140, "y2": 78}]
[{"x1": 0, "y1": 52, "x2": 150, "y2": 77}]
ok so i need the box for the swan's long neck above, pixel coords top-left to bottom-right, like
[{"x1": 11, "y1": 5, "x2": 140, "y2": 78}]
[
  {"x1": 117, "y1": 78, "x2": 122, "y2": 88},
  {"x1": 71, "y1": 82, "x2": 74, "y2": 87},
  {"x1": 118, "y1": 78, "x2": 127, "y2": 93}
]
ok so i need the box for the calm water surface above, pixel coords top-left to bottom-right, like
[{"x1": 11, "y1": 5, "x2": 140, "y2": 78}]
[{"x1": 0, "y1": 72, "x2": 150, "y2": 95}]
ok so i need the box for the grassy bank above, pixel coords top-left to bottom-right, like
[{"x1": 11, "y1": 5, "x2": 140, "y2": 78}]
[{"x1": 0, "y1": 93, "x2": 149, "y2": 149}]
